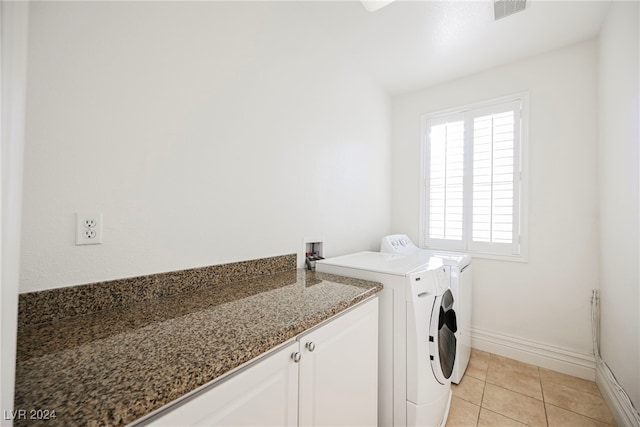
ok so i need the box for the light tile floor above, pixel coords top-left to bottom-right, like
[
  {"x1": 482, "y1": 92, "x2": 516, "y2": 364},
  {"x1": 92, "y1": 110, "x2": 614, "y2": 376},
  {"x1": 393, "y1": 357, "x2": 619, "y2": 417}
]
[{"x1": 446, "y1": 349, "x2": 616, "y2": 427}]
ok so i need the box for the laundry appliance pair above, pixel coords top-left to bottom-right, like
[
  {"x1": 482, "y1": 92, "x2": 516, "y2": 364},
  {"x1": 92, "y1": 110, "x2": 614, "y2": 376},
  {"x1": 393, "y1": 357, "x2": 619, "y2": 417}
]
[
  {"x1": 317, "y1": 248, "x2": 459, "y2": 427},
  {"x1": 380, "y1": 234, "x2": 473, "y2": 385}
]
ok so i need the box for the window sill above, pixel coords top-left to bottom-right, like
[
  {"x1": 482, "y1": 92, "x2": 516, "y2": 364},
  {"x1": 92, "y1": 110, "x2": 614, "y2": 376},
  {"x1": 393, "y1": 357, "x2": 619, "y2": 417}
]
[
  {"x1": 468, "y1": 252, "x2": 528, "y2": 263},
  {"x1": 421, "y1": 245, "x2": 528, "y2": 263}
]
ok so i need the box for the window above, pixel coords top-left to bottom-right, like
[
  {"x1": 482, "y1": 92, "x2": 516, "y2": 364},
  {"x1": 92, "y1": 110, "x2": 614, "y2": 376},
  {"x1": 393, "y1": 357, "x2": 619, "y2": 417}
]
[{"x1": 421, "y1": 94, "x2": 528, "y2": 260}]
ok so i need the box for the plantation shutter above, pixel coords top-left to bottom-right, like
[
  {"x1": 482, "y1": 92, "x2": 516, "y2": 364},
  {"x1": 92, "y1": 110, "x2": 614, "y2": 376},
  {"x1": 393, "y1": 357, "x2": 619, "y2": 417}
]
[
  {"x1": 424, "y1": 114, "x2": 466, "y2": 250},
  {"x1": 423, "y1": 98, "x2": 522, "y2": 256},
  {"x1": 469, "y1": 101, "x2": 521, "y2": 255}
]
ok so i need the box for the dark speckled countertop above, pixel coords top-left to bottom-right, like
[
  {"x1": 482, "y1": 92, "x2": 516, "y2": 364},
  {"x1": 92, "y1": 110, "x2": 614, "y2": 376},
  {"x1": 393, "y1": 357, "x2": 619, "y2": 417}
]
[{"x1": 14, "y1": 265, "x2": 382, "y2": 426}]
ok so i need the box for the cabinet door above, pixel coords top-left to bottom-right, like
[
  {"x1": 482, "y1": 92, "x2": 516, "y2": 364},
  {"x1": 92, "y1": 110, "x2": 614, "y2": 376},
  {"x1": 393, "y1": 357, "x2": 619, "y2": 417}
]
[
  {"x1": 150, "y1": 342, "x2": 299, "y2": 427},
  {"x1": 298, "y1": 298, "x2": 379, "y2": 427}
]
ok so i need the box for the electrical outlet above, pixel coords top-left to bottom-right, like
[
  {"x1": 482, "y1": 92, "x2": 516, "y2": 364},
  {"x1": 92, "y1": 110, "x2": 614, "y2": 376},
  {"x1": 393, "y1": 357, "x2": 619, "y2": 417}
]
[{"x1": 76, "y1": 213, "x2": 102, "y2": 245}]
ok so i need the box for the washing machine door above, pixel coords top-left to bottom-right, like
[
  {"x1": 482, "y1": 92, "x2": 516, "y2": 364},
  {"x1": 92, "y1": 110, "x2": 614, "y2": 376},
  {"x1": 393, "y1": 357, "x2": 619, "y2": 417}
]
[{"x1": 429, "y1": 289, "x2": 457, "y2": 384}]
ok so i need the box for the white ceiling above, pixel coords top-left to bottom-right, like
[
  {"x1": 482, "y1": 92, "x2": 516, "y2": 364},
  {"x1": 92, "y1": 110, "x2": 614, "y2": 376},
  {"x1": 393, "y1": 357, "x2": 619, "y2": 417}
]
[{"x1": 288, "y1": 0, "x2": 612, "y2": 94}]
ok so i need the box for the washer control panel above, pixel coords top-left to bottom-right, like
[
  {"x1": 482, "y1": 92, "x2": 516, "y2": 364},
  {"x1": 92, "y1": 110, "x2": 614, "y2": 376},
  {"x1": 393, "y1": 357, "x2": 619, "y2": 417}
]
[{"x1": 380, "y1": 234, "x2": 419, "y2": 254}]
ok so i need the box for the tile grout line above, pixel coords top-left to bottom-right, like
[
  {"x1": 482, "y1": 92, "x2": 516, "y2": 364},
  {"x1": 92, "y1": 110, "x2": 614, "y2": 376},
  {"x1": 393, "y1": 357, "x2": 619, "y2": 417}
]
[
  {"x1": 482, "y1": 354, "x2": 539, "y2": 427},
  {"x1": 482, "y1": 382, "x2": 548, "y2": 426},
  {"x1": 481, "y1": 407, "x2": 537, "y2": 427},
  {"x1": 544, "y1": 402, "x2": 617, "y2": 427},
  {"x1": 474, "y1": 352, "x2": 489, "y2": 427},
  {"x1": 484, "y1": 352, "x2": 547, "y2": 426},
  {"x1": 475, "y1": 370, "x2": 487, "y2": 427},
  {"x1": 484, "y1": 378, "x2": 545, "y2": 402},
  {"x1": 539, "y1": 370, "x2": 617, "y2": 425},
  {"x1": 538, "y1": 366, "x2": 549, "y2": 427},
  {"x1": 477, "y1": 353, "x2": 494, "y2": 427}
]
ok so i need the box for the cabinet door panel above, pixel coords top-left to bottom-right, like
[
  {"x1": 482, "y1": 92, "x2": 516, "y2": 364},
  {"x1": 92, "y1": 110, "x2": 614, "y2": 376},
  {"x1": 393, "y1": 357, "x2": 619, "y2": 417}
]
[
  {"x1": 150, "y1": 342, "x2": 298, "y2": 427},
  {"x1": 298, "y1": 298, "x2": 378, "y2": 427}
]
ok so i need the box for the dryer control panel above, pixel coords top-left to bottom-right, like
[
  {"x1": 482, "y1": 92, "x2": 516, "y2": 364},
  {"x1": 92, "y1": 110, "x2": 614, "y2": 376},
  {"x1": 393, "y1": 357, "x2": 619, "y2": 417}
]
[{"x1": 407, "y1": 267, "x2": 448, "y2": 302}]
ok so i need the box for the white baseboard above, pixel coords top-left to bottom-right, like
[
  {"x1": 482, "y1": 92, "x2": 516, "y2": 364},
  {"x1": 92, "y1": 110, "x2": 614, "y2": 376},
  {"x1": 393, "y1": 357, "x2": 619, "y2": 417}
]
[
  {"x1": 596, "y1": 361, "x2": 640, "y2": 427},
  {"x1": 470, "y1": 327, "x2": 596, "y2": 381}
]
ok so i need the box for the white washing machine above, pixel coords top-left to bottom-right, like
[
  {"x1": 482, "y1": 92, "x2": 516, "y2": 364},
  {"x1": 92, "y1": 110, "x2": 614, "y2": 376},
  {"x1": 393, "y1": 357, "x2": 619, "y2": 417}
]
[
  {"x1": 381, "y1": 234, "x2": 472, "y2": 384},
  {"x1": 316, "y1": 251, "x2": 455, "y2": 427}
]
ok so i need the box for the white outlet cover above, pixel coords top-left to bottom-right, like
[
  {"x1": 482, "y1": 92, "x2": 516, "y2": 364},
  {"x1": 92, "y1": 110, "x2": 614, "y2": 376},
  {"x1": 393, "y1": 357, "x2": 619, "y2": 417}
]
[{"x1": 76, "y1": 213, "x2": 103, "y2": 245}]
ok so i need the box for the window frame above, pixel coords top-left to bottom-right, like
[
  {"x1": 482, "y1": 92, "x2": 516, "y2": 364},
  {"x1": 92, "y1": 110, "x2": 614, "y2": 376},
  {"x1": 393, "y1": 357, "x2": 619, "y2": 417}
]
[{"x1": 419, "y1": 92, "x2": 529, "y2": 262}]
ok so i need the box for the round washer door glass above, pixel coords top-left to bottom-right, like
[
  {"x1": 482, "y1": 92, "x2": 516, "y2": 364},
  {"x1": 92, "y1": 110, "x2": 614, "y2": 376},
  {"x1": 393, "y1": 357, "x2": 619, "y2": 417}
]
[{"x1": 430, "y1": 288, "x2": 457, "y2": 384}]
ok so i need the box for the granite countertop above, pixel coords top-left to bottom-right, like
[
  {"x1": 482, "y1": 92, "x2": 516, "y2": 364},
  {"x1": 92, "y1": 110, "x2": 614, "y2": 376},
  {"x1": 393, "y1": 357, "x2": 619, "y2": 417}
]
[{"x1": 14, "y1": 268, "x2": 382, "y2": 426}]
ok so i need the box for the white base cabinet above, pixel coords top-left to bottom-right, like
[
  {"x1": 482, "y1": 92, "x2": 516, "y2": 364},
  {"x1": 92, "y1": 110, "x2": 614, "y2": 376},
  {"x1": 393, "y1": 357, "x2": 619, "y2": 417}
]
[
  {"x1": 150, "y1": 341, "x2": 299, "y2": 427},
  {"x1": 298, "y1": 298, "x2": 378, "y2": 427},
  {"x1": 145, "y1": 298, "x2": 378, "y2": 427}
]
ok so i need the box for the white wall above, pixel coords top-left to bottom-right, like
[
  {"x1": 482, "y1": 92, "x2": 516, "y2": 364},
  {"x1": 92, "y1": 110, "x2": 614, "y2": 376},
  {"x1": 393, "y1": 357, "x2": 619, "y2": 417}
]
[
  {"x1": 392, "y1": 41, "x2": 599, "y2": 363},
  {"x1": 20, "y1": 2, "x2": 391, "y2": 292},
  {"x1": 598, "y1": 0, "x2": 639, "y2": 409},
  {"x1": 1, "y1": 1, "x2": 29, "y2": 422}
]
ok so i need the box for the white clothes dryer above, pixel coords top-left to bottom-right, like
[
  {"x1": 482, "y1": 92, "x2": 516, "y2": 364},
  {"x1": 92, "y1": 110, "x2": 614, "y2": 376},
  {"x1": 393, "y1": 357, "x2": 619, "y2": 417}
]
[
  {"x1": 316, "y1": 251, "x2": 455, "y2": 427},
  {"x1": 381, "y1": 234, "x2": 472, "y2": 384}
]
